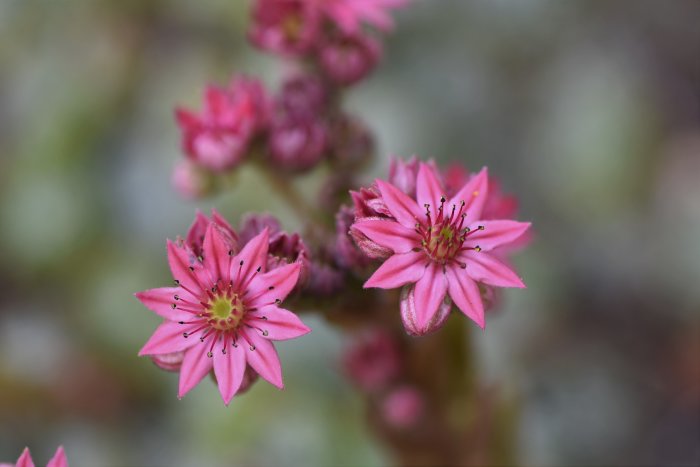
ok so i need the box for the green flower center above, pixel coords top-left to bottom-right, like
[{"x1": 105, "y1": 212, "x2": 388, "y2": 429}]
[{"x1": 207, "y1": 294, "x2": 245, "y2": 331}]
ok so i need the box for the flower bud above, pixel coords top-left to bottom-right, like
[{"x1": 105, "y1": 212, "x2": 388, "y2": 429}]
[
  {"x1": 342, "y1": 329, "x2": 401, "y2": 392},
  {"x1": 185, "y1": 209, "x2": 238, "y2": 257},
  {"x1": 318, "y1": 31, "x2": 382, "y2": 86},
  {"x1": 150, "y1": 351, "x2": 184, "y2": 372},
  {"x1": 268, "y1": 115, "x2": 327, "y2": 172},
  {"x1": 171, "y1": 160, "x2": 215, "y2": 200},
  {"x1": 381, "y1": 386, "x2": 425, "y2": 429},
  {"x1": 400, "y1": 284, "x2": 452, "y2": 336},
  {"x1": 335, "y1": 205, "x2": 375, "y2": 272},
  {"x1": 279, "y1": 73, "x2": 329, "y2": 118}
]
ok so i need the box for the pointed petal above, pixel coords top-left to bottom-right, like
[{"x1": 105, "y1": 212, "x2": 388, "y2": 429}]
[
  {"x1": 178, "y1": 338, "x2": 214, "y2": 399},
  {"x1": 416, "y1": 162, "x2": 446, "y2": 211},
  {"x1": 364, "y1": 251, "x2": 428, "y2": 289},
  {"x1": 138, "y1": 321, "x2": 199, "y2": 356},
  {"x1": 230, "y1": 228, "x2": 269, "y2": 288},
  {"x1": 449, "y1": 167, "x2": 489, "y2": 221},
  {"x1": 185, "y1": 210, "x2": 210, "y2": 252},
  {"x1": 15, "y1": 448, "x2": 34, "y2": 467},
  {"x1": 412, "y1": 263, "x2": 448, "y2": 332},
  {"x1": 203, "y1": 223, "x2": 232, "y2": 282},
  {"x1": 47, "y1": 446, "x2": 68, "y2": 467},
  {"x1": 134, "y1": 287, "x2": 195, "y2": 322},
  {"x1": 445, "y1": 266, "x2": 485, "y2": 329},
  {"x1": 376, "y1": 179, "x2": 422, "y2": 228},
  {"x1": 167, "y1": 240, "x2": 204, "y2": 297},
  {"x1": 213, "y1": 343, "x2": 246, "y2": 405},
  {"x1": 352, "y1": 219, "x2": 420, "y2": 254},
  {"x1": 240, "y1": 329, "x2": 284, "y2": 389},
  {"x1": 464, "y1": 220, "x2": 530, "y2": 252},
  {"x1": 461, "y1": 251, "x2": 526, "y2": 288},
  {"x1": 175, "y1": 108, "x2": 199, "y2": 129},
  {"x1": 248, "y1": 306, "x2": 311, "y2": 341},
  {"x1": 246, "y1": 262, "x2": 301, "y2": 307}
]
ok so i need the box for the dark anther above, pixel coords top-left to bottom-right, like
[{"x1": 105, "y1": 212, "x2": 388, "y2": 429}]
[
  {"x1": 171, "y1": 303, "x2": 177, "y2": 309},
  {"x1": 239, "y1": 260, "x2": 244, "y2": 266},
  {"x1": 207, "y1": 351, "x2": 213, "y2": 358},
  {"x1": 256, "y1": 266, "x2": 262, "y2": 273},
  {"x1": 249, "y1": 345, "x2": 256, "y2": 351},
  {"x1": 183, "y1": 333, "x2": 189, "y2": 338},
  {"x1": 178, "y1": 321, "x2": 184, "y2": 324},
  {"x1": 188, "y1": 266, "x2": 194, "y2": 271},
  {"x1": 174, "y1": 279, "x2": 180, "y2": 285},
  {"x1": 268, "y1": 286, "x2": 274, "y2": 290},
  {"x1": 174, "y1": 294, "x2": 180, "y2": 300}
]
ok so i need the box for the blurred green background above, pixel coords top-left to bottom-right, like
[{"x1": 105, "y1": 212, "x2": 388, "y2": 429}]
[{"x1": 1, "y1": 1, "x2": 698, "y2": 465}]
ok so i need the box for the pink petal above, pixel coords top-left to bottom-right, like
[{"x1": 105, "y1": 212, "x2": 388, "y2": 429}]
[
  {"x1": 203, "y1": 223, "x2": 232, "y2": 282},
  {"x1": 134, "y1": 287, "x2": 194, "y2": 322},
  {"x1": 138, "y1": 321, "x2": 199, "y2": 356},
  {"x1": 364, "y1": 251, "x2": 428, "y2": 289},
  {"x1": 178, "y1": 338, "x2": 215, "y2": 399},
  {"x1": 240, "y1": 329, "x2": 284, "y2": 389},
  {"x1": 248, "y1": 306, "x2": 311, "y2": 341},
  {"x1": 15, "y1": 448, "x2": 34, "y2": 467},
  {"x1": 185, "y1": 210, "x2": 210, "y2": 250},
  {"x1": 230, "y1": 228, "x2": 269, "y2": 289},
  {"x1": 461, "y1": 251, "x2": 526, "y2": 288},
  {"x1": 46, "y1": 446, "x2": 68, "y2": 467},
  {"x1": 412, "y1": 262, "x2": 448, "y2": 332},
  {"x1": 463, "y1": 220, "x2": 530, "y2": 252},
  {"x1": 416, "y1": 162, "x2": 445, "y2": 211},
  {"x1": 246, "y1": 262, "x2": 301, "y2": 307},
  {"x1": 375, "y1": 179, "x2": 422, "y2": 228},
  {"x1": 352, "y1": 219, "x2": 420, "y2": 253},
  {"x1": 449, "y1": 167, "x2": 489, "y2": 222},
  {"x1": 213, "y1": 343, "x2": 246, "y2": 405},
  {"x1": 445, "y1": 266, "x2": 485, "y2": 329},
  {"x1": 167, "y1": 240, "x2": 204, "y2": 297},
  {"x1": 175, "y1": 108, "x2": 199, "y2": 129}
]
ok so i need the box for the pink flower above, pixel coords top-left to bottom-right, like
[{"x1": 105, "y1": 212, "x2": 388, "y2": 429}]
[
  {"x1": 352, "y1": 162, "x2": 530, "y2": 334},
  {"x1": 249, "y1": 0, "x2": 322, "y2": 56},
  {"x1": 318, "y1": 0, "x2": 408, "y2": 34},
  {"x1": 318, "y1": 31, "x2": 382, "y2": 86},
  {"x1": 3, "y1": 446, "x2": 68, "y2": 467},
  {"x1": 136, "y1": 225, "x2": 311, "y2": 405},
  {"x1": 175, "y1": 76, "x2": 268, "y2": 171},
  {"x1": 342, "y1": 329, "x2": 401, "y2": 392}
]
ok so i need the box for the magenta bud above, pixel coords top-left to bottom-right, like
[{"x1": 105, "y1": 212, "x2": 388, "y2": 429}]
[
  {"x1": 335, "y1": 205, "x2": 375, "y2": 271},
  {"x1": 342, "y1": 329, "x2": 401, "y2": 392},
  {"x1": 268, "y1": 116, "x2": 327, "y2": 172},
  {"x1": 400, "y1": 284, "x2": 452, "y2": 336},
  {"x1": 381, "y1": 386, "x2": 425, "y2": 429},
  {"x1": 318, "y1": 31, "x2": 382, "y2": 86}
]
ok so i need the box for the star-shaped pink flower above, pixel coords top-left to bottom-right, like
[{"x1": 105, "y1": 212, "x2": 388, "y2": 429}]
[
  {"x1": 136, "y1": 225, "x2": 311, "y2": 405},
  {"x1": 352, "y1": 163, "x2": 530, "y2": 334}
]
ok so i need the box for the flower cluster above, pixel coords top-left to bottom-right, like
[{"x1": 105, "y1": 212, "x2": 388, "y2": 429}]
[
  {"x1": 136, "y1": 0, "x2": 531, "y2": 424},
  {"x1": 172, "y1": 0, "x2": 405, "y2": 199}
]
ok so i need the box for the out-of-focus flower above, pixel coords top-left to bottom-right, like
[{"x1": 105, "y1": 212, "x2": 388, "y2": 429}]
[
  {"x1": 342, "y1": 329, "x2": 401, "y2": 392},
  {"x1": 3, "y1": 447, "x2": 68, "y2": 467},
  {"x1": 388, "y1": 156, "x2": 440, "y2": 198},
  {"x1": 268, "y1": 114, "x2": 328, "y2": 172},
  {"x1": 175, "y1": 76, "x2": 269, "y2": 171},
  {"x1": 319, "y1": 0, "x2": 408, "y2": 34},
  {"x1": 381, "y1": 386, "x2": 425, "y2": 429},
  {"x1": 305, "y1": 260, "x2": 345, "y2": 295},
  {"x1": 238, "y1": 213, "x2": 283, "y2": 245},
  {"x1": 186, "y1": 209, "x2": 238, "y2": 258},
  {"x1": 249, "y1": 0, "x2": 321, "y2": 56},
  {"x1": 352, "y1": 162, "x2": 530, "y2": 334},
  {"x1": 318, "y1": 31, "x2": 382, "y2": 86},
  {"x1": 136, "y1": 225, "x2": 311, "y2": 405},
  {"x1": 171, "y1": 160, "x2": 215, "y2": 200},
  {"x1": 328, "y1": 114, "x2": 374, "y2": 169}
]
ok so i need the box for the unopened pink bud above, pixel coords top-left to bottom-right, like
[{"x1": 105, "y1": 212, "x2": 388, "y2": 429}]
[
  {"x1": 171, "y1": 160, "x2": 214, "y2": 200},
  {"x1": 381, "y1": 386, "x2": 425, "y2": 429},
  {"x1": 249, "y1": 0, "x2": 321, "y2": 56},
  {"x1": 342, "y1": 329, "x2": 401, "y2": 392},
  {"x1": 318, "y1": 32, "x2": 382, "y2": 86},
  {"x1": 400, "y1": 284, "x2": 452, "y2": 336}
]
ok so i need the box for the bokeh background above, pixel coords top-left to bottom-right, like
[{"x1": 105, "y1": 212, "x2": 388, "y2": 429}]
[{"x1": 1, "y1": 1, "x2": 699, "y2": 465}]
